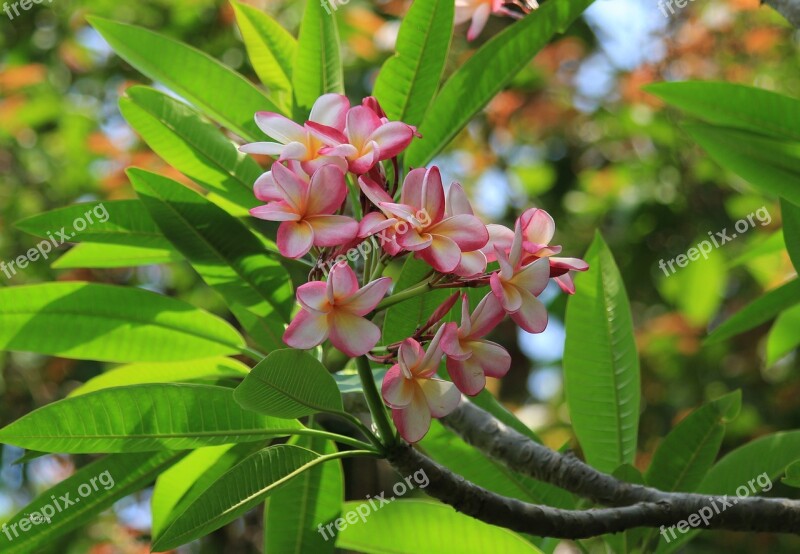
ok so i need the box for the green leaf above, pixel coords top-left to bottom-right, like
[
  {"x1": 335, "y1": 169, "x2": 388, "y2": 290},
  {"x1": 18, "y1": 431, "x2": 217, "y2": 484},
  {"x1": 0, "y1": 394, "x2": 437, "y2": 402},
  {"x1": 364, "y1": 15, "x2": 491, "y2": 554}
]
[
  {"x1": 15, "y1": 200, "x2": 170, "y2": 249},
  {"x1": 152, "y1": 442, "x2": 264, "y2": 536},
  {"x1": 153, "y1": 444, "x2": 335, "y2": 550},
  {"x1": 563, "y1": 232, "x2": 641, "y2": 473},
  {"x1": 292, "y1": 0, "x2": 344, "y2": 116},
  {"x1": 0, "y1": 384, "x2": 302, "y2": 453},
  {"x1": 335, "y1": 500, "x2": 542, "y2": 553},
  {"x1": 781, "y1": 197, "x2": 800, "y2": 271},
  {"x1": 265, "y1": 431, "x2": 343, "y2": 554},
  {"x1": 782, "y1": 459, "x2": 800, "y2": 488},
  {"x1": 0, "y1": 282, "x2": 245, "y2": 362},
  {"x1": 645, "y1": 391, "x2": 741, "y2": 493},
  {"x1": 234, "y1": 349, "x2": 344, "y2": 418},
  {"x1": 405, "y1": 0, "x2": 595, "y2": 167},
  {"x1": 68, "y1": 357, "x2": 250, "y2": 397},
  {"x1": 706, "y1": 278, "x2": 800, "y2": 343},
  {"x1": 644, "y1": 81, "x2": 800, "y2": 142},
  {"x1": 232, "y1": 0, "x2": 296, "y2": 105},
  {"x1": 766, "y1": 303, "x2": 800, "y2": 365},
  {"x1": 130, "y1": 168, "x2": 293, "y2": 352},
  {"x1": 684, "y1": 125, "x2": 800, "y2": 207},
  {"x1": 52, "y1": 243, "x2": 181, "y2": 269},
  {"x1": 88, "y1": 17, "x2": 281, "y2": 140},
  {"x1": 120, "y1": 86, "x2": 262, "y2": 215},
  {"x1": 0, "y1": 451, "x2": 181, "y2": 554},
  {"x1": 373, "y1": 0, "x2": 453, "y2": 127}
]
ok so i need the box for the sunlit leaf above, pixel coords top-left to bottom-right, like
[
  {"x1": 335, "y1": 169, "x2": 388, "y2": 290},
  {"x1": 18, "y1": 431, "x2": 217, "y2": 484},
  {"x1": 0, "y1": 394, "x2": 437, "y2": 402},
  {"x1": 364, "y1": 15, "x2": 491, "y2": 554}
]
[
  {"x1": 52, "y1": 243, "x2": 181, "y2": 269},
  {"x1": 766, "y1": 303, "x2": 800, "y2": 365}
]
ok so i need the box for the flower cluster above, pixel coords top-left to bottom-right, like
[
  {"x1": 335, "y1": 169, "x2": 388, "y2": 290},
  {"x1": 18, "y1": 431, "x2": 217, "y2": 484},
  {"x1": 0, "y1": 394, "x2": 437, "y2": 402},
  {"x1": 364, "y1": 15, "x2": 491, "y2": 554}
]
[{"x1": 242, "y1": 94, "x2": 587, "y2": 443}]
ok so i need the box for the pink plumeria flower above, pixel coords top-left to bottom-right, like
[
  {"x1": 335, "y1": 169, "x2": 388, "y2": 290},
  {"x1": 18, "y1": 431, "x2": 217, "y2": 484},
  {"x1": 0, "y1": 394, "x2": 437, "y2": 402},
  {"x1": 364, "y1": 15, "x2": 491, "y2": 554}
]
[
  {"x1": 490, "y1": 222, "x2": 550, "y2": 333},
  {"x1": 249, "y1": 163, "x2": 358, "y2": 258},
  {"x1": 306, "y1": 102, "x2": 418, "y2": 175},
  {"x1": 455, "y1": 0, "x2": 537, "y2": 41},
  {"x1": 445, "y1": 183, "x2": 489, "y2": 277},
  {"x1": 284, "y1": 262, "x2": 392, "y2": 357},
  {"x1": 240, "y1": 93, "x2": 350, "y2": 174},
  {"x1": 441, "y1": 293, "x2": 511, "y2": 396},
  {"x1": 375, "y1": 167, "x2": 489, "y2": 273},
  {"x1": 381, "y1": 328, "x2": 461, "y2": 443}
]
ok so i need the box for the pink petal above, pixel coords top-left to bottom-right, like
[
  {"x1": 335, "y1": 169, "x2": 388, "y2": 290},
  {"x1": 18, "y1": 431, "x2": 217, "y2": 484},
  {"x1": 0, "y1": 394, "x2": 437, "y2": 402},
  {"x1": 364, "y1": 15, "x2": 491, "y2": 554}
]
[
  {"x1": 283, "y1": 309, "x2": 329, "y2": 349},
  {"x1": 349, "y1": 143, "x2": 380, "y2": 175},
  {"x1": 392, "y1": 388, "x2": 431, "y2": 443},
  {"x1": 440, "y1": 322, "x2": 471, "y2": 360},
  {"x1": 470, "y1": 339, "x2": 511, "y2": 378},
  {"x1": 300, "y1": 155, "x2": 348, "y2": 175},
  {"x1": 239, "y1": 141, "x2": 285, "y2": 156},
  {"x1": 482, "y1": 224, "x2": 514, "y2": 262},
  {"x1": 327, "y1": 261, "x2": 360, "y2": 301},
  {"x1": 490, "y1": 272, "x2": 523, "y2": 313},
  {"x1": 554, "y1": 273, "x2": 576, "y2": 294},
  {"x1": 255, "y1": 112, "x2": 306, "y2": 144},
  {"x1": 253, "y1": 171, "x2": 282, "y2": 202},
  {"x1": 398, "y1": 338, "x2": 424, "y2": 377},
  {"x1": 320, "y1": 143, "x2": 359, "y2": 157},
  {"x1": 418, "y1": 378, "x2": 461, "y2": 417},
  {"x1": 469, "y1": 292, "x2": 505, "y2": 339},
  {"x1": 296, "y1": 281, "x2": 331, "y2": 314},
  {"x1": 467, "y1": 3, "x2": 491, "y2": 41},
  {"x1": 358, "y1": 211, "x2": 396, "y2": 238},
  {"x1": 418, "y1": 235, "x2": 463, "y2": 273},
  {"x1": 271, "y1": 162, "x2": 308, "y2": 214},
  {"x1": 396, "y1": 228, "x2": 433, "y2": 252},
  {"x1": 345, "y1": 106, "x2": 382, "y2": 147},
  {"x1": 445, "y1": 357, "x2": 486, "y2": 397},
  {"x1": 446, "y1": 182, "x2": 474, "y2": 216},
  {"x1": 550, "y1": 257, "x2": 590, "y2": 272},
  {"x1": 277, "y1": 220, "x2": 315, "y2": 258},
  {"x1": 429, "y1": 214, "x2": 489, "y2": 251},
  {"x1": 401, "y1": 167, "x2": 445, "y2": 224},
  {"x1": 382, "y1": 365, "x2": 414, "y2": 408},
  {"x1": 359, "y1": 175, "x2": 394, "y2": 207},
  {"x1": 453, "y1": 250, "x2": 487, "y2": 278},
  {"x1": 418, "y1": 324, "x2": 446, "y2": 376},
  {"x1": 249, "y1": 202, "x2": 300, "y2": 222},
  {"x1": 329, "y1": 310, "x2": 382, "y2": 356},
  {"x1": 520, "y1": 208, "x2": 555, "y2": 247},
  {"x1": 306, "y1": 215, "x2": 358, "y2": 247},
  {"x1": 510, "y1": 288, "x2": 548, "y2": 333},
  {"x1": 305, "y1": 165, "x2": 347, "y2": 215},
  {"x1": 305, "y1": 120, "x2": 348, "y2": 146},
  {"x1": 309, "y1": 93, "x2": 350, "y2": 130},
  {"x1": 368, "y1": 121, "x2": 415, "y2": 160},
  {"x1": 494, "y1": 246, "x2": 515, "y2": 280},
  {"x1": 277, "y1": 141, "x2": 310, "y2": 162},
  {"x1": 512, "y1": 258, "x2": 550, "y2": 296},
  {"x1": 340, "y1": 277, "x2": 392, "y2": 316}
]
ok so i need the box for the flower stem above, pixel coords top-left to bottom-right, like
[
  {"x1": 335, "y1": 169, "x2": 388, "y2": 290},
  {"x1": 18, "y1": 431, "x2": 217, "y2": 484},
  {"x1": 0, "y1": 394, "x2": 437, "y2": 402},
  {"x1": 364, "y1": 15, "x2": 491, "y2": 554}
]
[
  {"x1": 374, "y1": 278, "x2": 433, "y2": 312},
  {"x1": 356, "y1": 355, "x2": 397, "y2": 448}
]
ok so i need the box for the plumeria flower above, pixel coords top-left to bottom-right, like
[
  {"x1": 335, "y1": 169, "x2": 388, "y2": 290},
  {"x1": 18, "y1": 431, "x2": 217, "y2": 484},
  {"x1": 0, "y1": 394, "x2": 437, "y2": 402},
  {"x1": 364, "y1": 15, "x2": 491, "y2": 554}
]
[
  {"x1": 490, "y1": 222, "x2": 550, "y2": 333},
  {"x1": 307, "y1": 103, "x2": 418, "y2": 175},
  {"x1": 455, "y1": 0, "x2": 537, "y2": 42},
  {"x1": 240, "y1": 93, "x2": 349, "y2": 174},
  {"x1": 381, "y1": 328, "x2": 461, "y2": 443},
  {"x1": 284, "y1": 262, "x2": 392, "y2": 356},
  {"x1": 372, "y1": 167, "x2": 489, "y2": 273},
  {"x1": 441, "y1": 294, "x2": 511, "y2": 396},
  {"x1": 250, "y1": 163, "x2": 358, "y2": 258}
]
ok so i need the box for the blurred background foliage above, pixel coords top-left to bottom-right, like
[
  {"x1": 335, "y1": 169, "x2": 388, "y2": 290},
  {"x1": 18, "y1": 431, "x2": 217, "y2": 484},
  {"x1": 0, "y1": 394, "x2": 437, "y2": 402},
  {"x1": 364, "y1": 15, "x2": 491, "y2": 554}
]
[{"x1": 1, "y1": 0, "x2": 798, "y2": 551}]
